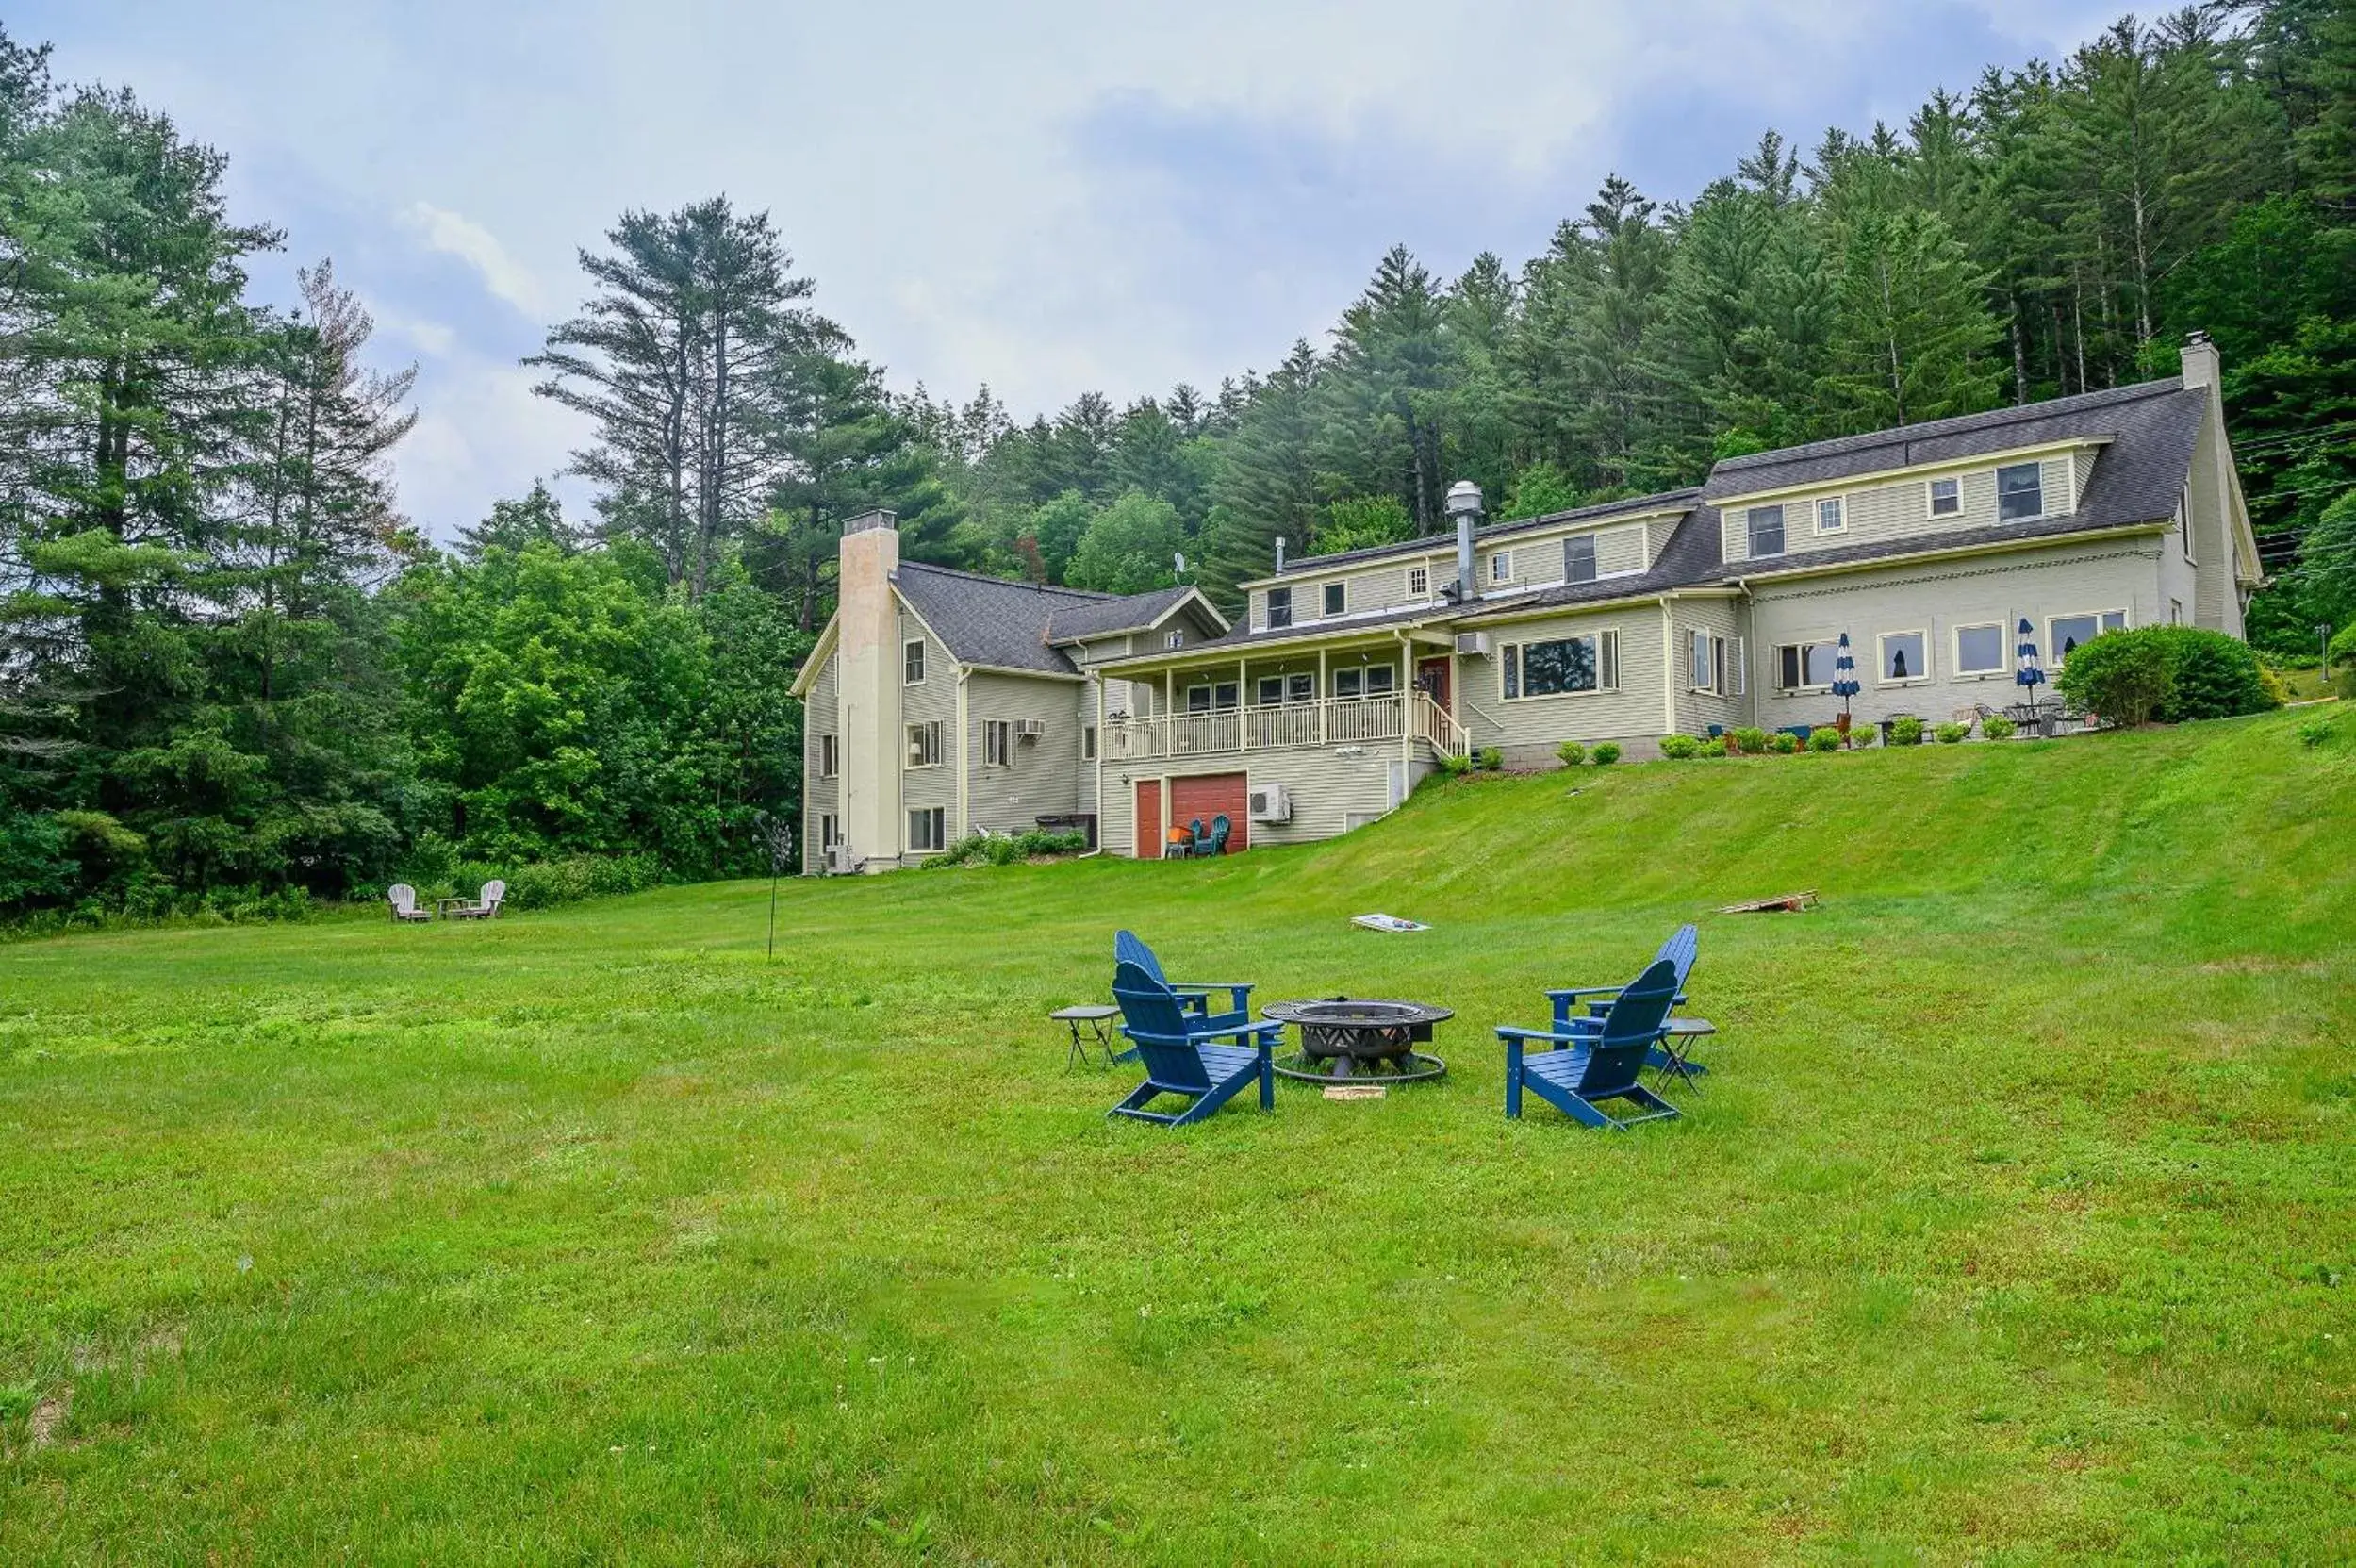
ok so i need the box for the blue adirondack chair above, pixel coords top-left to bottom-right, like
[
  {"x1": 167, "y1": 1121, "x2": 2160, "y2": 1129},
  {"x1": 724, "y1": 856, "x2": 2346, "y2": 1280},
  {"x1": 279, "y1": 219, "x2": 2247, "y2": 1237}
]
[
  {"x1": 1108, "y1": 961, "x2": 1277, "y2": 1127},
  {"x1": 1112, "y1": 931, "x2": 1253, "y2": 1037},
  {"x1": 1499, "y1": 956, "x2": 1683, "y2": 1130},
  {"x1": 1204, "y1": 814, "x2": 1232, "y2": 856},
  {"x1": 1547, "y1": 923, "x2": 1707, "y2": 1078}
]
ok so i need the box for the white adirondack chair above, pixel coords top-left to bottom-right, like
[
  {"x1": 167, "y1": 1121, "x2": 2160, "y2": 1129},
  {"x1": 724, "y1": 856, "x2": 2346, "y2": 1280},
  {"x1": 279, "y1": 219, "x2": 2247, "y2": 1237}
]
[
  {"x1": 387, "y1": 883, "x2": 432, "y2": 923},
  {"x1": 452, "y1": 879, "x2": 505, "y2": 920}
]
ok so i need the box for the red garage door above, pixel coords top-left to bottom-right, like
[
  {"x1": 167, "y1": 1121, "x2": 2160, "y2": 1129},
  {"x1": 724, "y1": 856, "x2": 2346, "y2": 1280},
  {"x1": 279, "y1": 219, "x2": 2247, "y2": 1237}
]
[{"x1": 1168, "y1": 771, "x2": 1250, "y2": 852}]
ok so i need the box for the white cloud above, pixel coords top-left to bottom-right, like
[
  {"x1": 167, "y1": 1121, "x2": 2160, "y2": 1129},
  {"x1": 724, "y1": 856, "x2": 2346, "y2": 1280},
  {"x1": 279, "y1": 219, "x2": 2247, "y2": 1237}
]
[
  {"x1": 14, "y1": 0, "x2": 2140, "y2": 535},
  {"x1": 400, "y1": 201, "x2": 551, "y2": 321}
]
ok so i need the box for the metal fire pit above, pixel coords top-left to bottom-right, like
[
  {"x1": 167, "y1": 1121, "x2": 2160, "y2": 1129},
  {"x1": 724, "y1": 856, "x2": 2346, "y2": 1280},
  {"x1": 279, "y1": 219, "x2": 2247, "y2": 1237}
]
[{"x1": 1262, "y1": 998, "x2": 1450, "y2": 1084}]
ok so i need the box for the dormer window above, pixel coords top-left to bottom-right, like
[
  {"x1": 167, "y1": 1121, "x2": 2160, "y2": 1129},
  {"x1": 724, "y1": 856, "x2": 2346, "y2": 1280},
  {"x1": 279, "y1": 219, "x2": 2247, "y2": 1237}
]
[
  {"x1": 1406, "y1": 565, "x2": 1429, "y2": 598},
  {"x1": 1489, "y1": 552, "x2": 1512, "y2": 585},
  {"x1": 1323, "y1": 582, "x2": 1346, "y2": 617},
  {"x1": 1928, "y1": 477, "x2": 1961, "y2": 517},
  {"x1": 1165, "y1": 630, "x2": 1185, "y2": 650},
  {"x1": 1563, "y1": 535, "x2": 1597, "y2": 584},
  {"x1": 1816, "y1": 497, "x2": 1845, "y2": 535},
  {"x1": 1746, "y1": 505, "x2": 1786, "y2": 558},
  {"x1": 1996, "y1": 462, "x2": 2044, "y2": 521},
  {"x1": 1265, "y1": 586, "x2": 1292, "y2": 629}
]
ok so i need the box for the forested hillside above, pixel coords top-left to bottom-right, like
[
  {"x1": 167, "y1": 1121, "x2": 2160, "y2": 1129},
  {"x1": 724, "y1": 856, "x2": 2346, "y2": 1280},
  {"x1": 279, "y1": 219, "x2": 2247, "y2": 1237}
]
[{"x1": 0, "y1": 6, "x2": 2349, "y2": 917}]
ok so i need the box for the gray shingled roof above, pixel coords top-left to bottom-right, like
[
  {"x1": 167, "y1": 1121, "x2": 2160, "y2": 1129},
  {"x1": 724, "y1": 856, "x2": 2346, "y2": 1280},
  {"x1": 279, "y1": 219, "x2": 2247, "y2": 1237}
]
[
  {"x1": 1703, "y1": 378, "x2": 2193, "y2": 501},
  {"x1": 893, "y1": 564, "x2": 1115, "y2": 676},
  {"x1": 1044, "y1": 586, "x2": 1201, "y2": 643}
]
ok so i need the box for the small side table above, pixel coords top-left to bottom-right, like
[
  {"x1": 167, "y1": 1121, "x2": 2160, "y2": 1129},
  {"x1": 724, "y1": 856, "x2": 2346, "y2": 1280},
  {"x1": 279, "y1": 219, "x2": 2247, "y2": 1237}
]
[
  {"x1": 1050, "y1": 1004, "x2": 1121, "y2": 1071},
  {"x1": 1651, "y1": 1017, "x2": 1716, "y2": 1089}
]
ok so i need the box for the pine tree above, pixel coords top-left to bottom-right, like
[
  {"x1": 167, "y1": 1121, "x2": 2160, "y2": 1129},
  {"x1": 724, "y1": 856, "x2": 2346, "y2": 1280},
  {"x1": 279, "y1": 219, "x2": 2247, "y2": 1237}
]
[{"x1": 1200, "y1": 341, "x2": 1320, "y2": 604}]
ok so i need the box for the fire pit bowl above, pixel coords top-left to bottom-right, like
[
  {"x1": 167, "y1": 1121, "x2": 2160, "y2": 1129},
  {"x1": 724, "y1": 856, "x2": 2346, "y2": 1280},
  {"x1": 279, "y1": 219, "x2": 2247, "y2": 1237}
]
[{"x1": 1262, "y1": 998, "x2": 1450, "y2": 1084}]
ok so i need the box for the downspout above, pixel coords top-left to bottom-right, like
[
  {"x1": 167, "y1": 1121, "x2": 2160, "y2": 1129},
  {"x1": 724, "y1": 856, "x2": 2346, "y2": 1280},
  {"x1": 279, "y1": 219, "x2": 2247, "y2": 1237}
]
[
  {"x1": 1658, "y1": 596, "x2": 1677, "y2": 737},
  {"x1": 1733, "y1": 576, "x2": 1758, "y2": 728},
  {"x1": 955, "y1": 668, "x2": 971, "y2": 840},
  {"x1": 1084, "y1": 670, "x2": 1104, "y2": 857}
]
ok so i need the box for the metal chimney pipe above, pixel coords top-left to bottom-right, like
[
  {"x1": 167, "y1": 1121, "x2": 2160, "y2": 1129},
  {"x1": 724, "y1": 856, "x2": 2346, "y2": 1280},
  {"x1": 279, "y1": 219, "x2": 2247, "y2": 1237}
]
[
  {"x1": 1444, "y1": 481, "x2": 1483, "y2": 601},
  {"x1": 1274, "y1": 536, "x2": 1287, "y2": 574}
]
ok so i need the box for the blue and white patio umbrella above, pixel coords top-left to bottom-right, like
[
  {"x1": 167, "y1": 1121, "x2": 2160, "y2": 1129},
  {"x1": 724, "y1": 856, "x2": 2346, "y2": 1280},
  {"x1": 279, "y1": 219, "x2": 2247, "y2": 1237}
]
[
  {"x1": 2015, "y1": 618, "x2": 2047, "y2": 714},
  {"x1": 1831, "y1": 632, "x2": 1861, "y2": 727}
]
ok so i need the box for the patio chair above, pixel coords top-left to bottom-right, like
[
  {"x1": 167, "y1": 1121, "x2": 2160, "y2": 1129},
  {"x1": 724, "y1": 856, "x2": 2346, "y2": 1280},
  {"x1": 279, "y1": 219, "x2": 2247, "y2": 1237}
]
[
  {"x1": 450, "y1": 879, "x2": 506, "y2": 920},
  {"x1": 1204, "y1": 814, "x2": 1232, "y2": 856},
  {"x1": 1547, "y1": 923, "x2": 1708, "y2": 1079},
  {"x1": 1499, "y1": 956, "x2": 1683, "y2": 1131},
  {"x1": 1112, "y1": 930, "x2": 1254, "y2": 1038},
  {"x1": 386, "y1": 883, "x2": 432, "y2": 923},
  {"x1": 1108, "y1": 961, "x2": 1277, "y2": 1127}
]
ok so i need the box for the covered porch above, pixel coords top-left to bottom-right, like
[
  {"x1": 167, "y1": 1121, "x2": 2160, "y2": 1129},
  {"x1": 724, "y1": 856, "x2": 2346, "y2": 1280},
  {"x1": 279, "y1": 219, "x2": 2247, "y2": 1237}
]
[{"x1": 1097, "y1": 627, "x2": 1469, "y2": 765}]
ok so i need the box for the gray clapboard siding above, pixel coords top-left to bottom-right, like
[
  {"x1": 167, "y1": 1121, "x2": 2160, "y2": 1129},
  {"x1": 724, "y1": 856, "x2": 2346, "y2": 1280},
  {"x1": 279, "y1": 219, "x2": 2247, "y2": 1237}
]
[
  {"x1": 800, "y1": 651, "x2": 840, "y2": 874},
  {"x1": 964, "y1": 671, "x2": 1082, "y2": 836},
  {"x1": 1722, "y1": 454, "x2": 2079, "y2": 568}
]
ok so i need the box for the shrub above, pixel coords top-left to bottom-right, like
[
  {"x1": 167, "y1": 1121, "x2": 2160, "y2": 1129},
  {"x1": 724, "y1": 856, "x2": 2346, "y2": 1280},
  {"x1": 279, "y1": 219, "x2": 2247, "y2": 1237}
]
[
  {"x1": 1934, "y1": 721, "x2": 1970, "y2": 744},
  {"x1": 1700, "y1": 737, "x2": 1728, "y2": 758},
  {"x1": 1658, "y1": 734, "x2": 1702, "y2": 760},
  {"x1": 1476, "y1": 747, "x2": 1504, "y2": 771},
  {"x1": 1980, "y1": 715, "x2": 2017, "y2": 741},
  {"x1": 1768, "y1": 732, "x2": 1801, "y2": 754},
  {"x1": 2298, "y1": 715, "x2": 2339, "y2": 748},
  {"x1": 1554, "y1": 740, "x2": 1585, "y2": 767},
  {"x1": 1845, "y1": 724, "x2": 1875, "y2": 749},
  {"x1": 1591, "y1": 742, "x2": 1622, "y2": 766},
  {"x1": 1730, "y1": 727, "x2": 1770, "y2": 755},
  {"x1": 2056, "y1": 625, "x2": 2281, "y2": 725},
  {"x1": 1888, "y1": 716, "x2": 1924, "y2": 746},
  {"x1": 1441, "y1": 751, "x2": 1474, "y2": 777},
  {"x1": 1807, "y1": 727, "x2": 1842, "y2": 752},
  {"x1": 927, "y1": 829, "x2": 1089, "y2": 868}
]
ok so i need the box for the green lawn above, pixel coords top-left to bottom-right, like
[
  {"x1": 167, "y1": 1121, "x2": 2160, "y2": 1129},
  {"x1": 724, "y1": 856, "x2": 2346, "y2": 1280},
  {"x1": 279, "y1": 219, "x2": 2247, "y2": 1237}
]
[{"x1": 4, "y1": 711, "x2": 2353, "y2": 1563}]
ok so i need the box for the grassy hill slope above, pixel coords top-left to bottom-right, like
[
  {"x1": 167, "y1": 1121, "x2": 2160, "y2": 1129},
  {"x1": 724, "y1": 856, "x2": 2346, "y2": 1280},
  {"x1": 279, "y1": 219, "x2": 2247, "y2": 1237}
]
[{"x1": 2, "y1": 709, "x2": 2351, "y2": 1562}]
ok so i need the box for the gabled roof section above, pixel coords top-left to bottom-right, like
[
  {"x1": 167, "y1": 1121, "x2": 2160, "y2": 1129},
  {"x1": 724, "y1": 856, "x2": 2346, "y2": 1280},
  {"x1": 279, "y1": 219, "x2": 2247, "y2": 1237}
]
[
  {"x1": 1045, "y1": 585, "x2": 1228, "y2": 643},
  {"x1": 1703, "y1": 378, "x2": 2190, "y2": 503},
  {"x1": 891, "y1": 562, "x2": 1220, "y2": 678}
]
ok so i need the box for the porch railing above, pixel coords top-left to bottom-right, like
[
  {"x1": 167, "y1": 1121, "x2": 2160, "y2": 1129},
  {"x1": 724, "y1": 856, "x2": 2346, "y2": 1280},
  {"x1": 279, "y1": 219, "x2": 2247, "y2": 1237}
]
[{"x1": 1102, "y1": 692, "x2": 1465, "y2": 762}]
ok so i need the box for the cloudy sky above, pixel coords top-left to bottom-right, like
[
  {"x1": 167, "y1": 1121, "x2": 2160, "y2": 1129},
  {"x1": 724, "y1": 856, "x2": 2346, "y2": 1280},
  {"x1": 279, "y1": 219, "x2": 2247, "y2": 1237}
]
[{"x1": 23, "y1": 1, "x2": 2126, "y2": 536}]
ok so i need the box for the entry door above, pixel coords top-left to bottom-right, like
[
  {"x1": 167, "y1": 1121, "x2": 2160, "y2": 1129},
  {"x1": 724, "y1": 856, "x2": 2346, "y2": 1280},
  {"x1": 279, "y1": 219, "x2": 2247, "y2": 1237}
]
[
  {"x1": 1415, "y1": 656, "x2": 1452, "y2": 713},
  {"x1": 1134, "y1": 779, "x2": 1163, "y2": 859}
]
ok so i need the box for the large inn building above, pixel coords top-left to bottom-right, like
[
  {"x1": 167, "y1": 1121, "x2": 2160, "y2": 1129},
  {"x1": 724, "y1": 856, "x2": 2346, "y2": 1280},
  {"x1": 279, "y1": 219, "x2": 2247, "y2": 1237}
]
[{"x1": 792, "y1": 334, "x2": 2263, "y2": 872}]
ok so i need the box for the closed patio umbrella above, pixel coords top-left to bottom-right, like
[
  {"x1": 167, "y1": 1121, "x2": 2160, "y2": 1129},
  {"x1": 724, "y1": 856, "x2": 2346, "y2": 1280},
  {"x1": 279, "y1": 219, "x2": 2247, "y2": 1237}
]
[
  {"x1": 1831, "y1": 632, "x2": 1861, "y2": 736},
  {"x1": 2016, "y1": 618, "x2": 2046, "y2": 720}
]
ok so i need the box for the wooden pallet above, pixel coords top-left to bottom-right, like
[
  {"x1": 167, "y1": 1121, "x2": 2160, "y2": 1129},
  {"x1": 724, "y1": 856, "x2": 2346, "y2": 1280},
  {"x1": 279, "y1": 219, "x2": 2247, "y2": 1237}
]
[{"x1": 1718, "y1": 889, "x2": 1819, "y2": 914}]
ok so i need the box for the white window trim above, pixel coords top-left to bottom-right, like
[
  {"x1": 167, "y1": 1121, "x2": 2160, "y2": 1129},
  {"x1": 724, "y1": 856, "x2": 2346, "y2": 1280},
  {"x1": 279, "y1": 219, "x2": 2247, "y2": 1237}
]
[
  {"x1": 1497, "y1": 629, "x2": 1621, "y2": 703},
  {"x1": 1875, "y1": 628, "x2": 1933, "y2": 687},
  {"x1": 1746, "y1": 504, "x2": 1788, "y2": 558},
  {"x1": 1950, "y1": 621, "x2": 2010, "y2": 680},
  {"x1": 1925, "y1": 476, "x2": 1963, "y2": 518},
  {"x1": 904, "y1": 720, "x2": 943, "y2": 769},
  {"x1": 816, "y1": 734, "x2": 839, "y2": 779},
  {"x1": 1080, "y1": 724, "x2": 1097, "y2": 761},
  {"x1": 1406, "y1": 565, "x2": 1429, "y2": 599},
  {"x1": 818, "y1": 813, "x2": 839, "y2": 850},
  {"x1": 1994, "y1": 461, "x2": 2050, "y2": 525},
  {"x1": 1322, "y1": 581, "x2": 1348, "y2": 618},
  {"x1": 2178, "y1": 486, "x2": 2196, "y2": 565},
  {"x1": 1164, "y1": 630, "x2": 1186, "y2": 650},
  {"x1": 903, "y1": 637, "x2": 927, "y2": 685},
  {"x1": 1489, "y1": 551, "x2": 1514, "y2": 585},
  {"x1": 1689, "y1": 629, "x2": 1727, "y2": 696},
  {"x1": 1263, "y1": 586, "x2": 1293, "y2": 631},
  {"x1": 983, "y1": 718, "x2": 1012, "y2": 768},
  {"x1": 1814, "y1": 496, "x2": 1846, "y2": 536},
  {"x1": 2048, "y1": 607, "x2": 2130, "y2": 667},
  {"x1": 1771, "y1": 640, "x2": 1838, "y2": 696},
  {"x1": 908, "y1": 806, "x2": 947, "y2": 853}
]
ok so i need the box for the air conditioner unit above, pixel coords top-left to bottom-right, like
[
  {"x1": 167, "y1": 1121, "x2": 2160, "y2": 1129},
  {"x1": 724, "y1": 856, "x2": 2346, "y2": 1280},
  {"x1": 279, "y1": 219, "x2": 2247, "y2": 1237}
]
[
  {"x1": 1248, "y1": 783, "x2": 1293, "y2": 823},
  {"x1": 1454, "y1": 631, "x2": 1491, "y2": 658},
  {"x1": 1013, "y1": 718, "x2": 1046, "y2": 740},
  {"x1": 824, "y1": 842, "x2": 854, "y2": 875}
]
